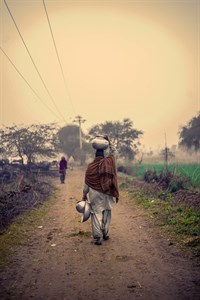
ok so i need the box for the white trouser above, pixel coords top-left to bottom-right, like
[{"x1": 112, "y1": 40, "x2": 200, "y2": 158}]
[{"x1": 91, "y1": 209, "x2": 111, "y2": 239}]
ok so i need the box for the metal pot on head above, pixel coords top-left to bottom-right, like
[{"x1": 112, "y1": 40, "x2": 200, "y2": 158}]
[{"x1": 91, "y1": 136, "x2": 109, "y2": 150}]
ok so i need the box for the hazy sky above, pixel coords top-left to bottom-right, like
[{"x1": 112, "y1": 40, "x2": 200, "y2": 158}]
[{"x1": 0, "y1": 0, "x2": 199, "y2": 150}]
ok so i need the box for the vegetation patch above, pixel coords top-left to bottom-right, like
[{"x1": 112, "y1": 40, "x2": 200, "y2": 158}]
[
  {"x1": 0, "y1": 193, "x2": 56, "y2": 268},
  {"x1": 132, "y1": 163, "x2": 200, "y2": 189},
  {"x1": 119, "y1": 177, "x2": 200, "y2": 258},
  {"x1": 0, "y1": 174, "x2": 55, "y2": 232}
]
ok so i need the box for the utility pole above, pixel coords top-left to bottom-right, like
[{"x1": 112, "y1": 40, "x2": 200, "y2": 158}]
[
  {"x1": 73, "y1": 116, "x2": 86, "y2": 149},
  {"x1": 164, "y1": 132, "x2": 168, "y2": 169}
]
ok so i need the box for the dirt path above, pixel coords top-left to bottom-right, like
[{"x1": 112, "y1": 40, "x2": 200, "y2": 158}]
[{"x1": 0, "y1": 168, "x2": 199, "y2": 300}]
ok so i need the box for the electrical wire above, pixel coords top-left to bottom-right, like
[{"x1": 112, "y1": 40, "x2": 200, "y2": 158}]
[
  {"x1": 42, "y1": 0, "x2": 76, "y2": 115},
  {"x1": 0, "y1": 46, "x2": 63, "y2": 122},
  {"x1": 4, "y1": 0, "x2": 66, "y2": 123}
]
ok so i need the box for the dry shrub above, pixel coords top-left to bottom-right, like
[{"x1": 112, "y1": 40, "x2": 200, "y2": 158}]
[
  {"x1": 143, "y1": 169, "x2": 192, "y2": 193},
  {"x1": 0, "y1": 171, "x2": 54, "y2": 232}
]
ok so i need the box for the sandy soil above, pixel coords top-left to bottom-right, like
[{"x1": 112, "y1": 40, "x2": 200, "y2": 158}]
[{"x1": 0, "y1": 168, "x2": 199, "y2": 300}]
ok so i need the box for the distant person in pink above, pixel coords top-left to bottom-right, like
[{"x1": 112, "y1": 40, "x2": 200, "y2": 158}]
[{"x1": 59, "y1": 156, "x2": 67, "y2": 184}]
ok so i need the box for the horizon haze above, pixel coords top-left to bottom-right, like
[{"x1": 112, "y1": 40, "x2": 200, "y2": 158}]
[{"x1": 0, "y1": 0, "x2": 199, "y2": 150}]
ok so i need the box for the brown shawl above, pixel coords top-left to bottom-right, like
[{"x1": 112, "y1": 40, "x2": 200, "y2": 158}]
[{"x1": 85, "y1": 156, "x2": 119, "y2": 199}]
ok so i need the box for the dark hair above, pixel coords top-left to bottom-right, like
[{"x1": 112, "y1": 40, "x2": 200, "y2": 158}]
[{"x1": 95, "y1": 149, "x2": 104, "y2": 157}]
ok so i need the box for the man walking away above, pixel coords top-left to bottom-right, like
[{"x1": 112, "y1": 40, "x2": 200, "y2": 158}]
[{"x1": 82, "y1": 136, "x2": 119, "y2": 245}]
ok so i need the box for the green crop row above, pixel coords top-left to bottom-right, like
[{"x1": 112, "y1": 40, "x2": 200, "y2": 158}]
[{"x1": 132, "y1": 163, "x2": 200, "y2": 188}]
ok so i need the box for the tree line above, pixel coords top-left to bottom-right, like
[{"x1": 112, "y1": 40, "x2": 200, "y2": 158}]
[{"x1": 0, "y1": 113, "x2": 199, "y2": 165}]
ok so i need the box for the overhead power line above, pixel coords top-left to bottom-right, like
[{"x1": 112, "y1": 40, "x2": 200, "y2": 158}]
[
  {"x1": 42, "y1": 0, "x2": 76, "y2": 115},
  {"x1": 0, "y1": 46, "x2": 63, "y2": 122},
  {"x1": 4, "y1": 0, "x2": 66, "y2": 123}
]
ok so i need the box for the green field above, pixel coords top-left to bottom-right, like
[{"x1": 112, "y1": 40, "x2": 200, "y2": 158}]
[{"x1": 132, "y1": 163, "x2": 200, "y2": 188}]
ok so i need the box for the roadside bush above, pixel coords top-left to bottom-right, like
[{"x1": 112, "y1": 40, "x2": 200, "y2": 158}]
[
  {"x1": 0, "y1": 173, "x2": 54, "y2": 232},
  {"x1": 158, "y1": 171, "x2": 191, "y2": 192},
  {"x1": 168, "y1": 174, "x2": 191, "y2": 192},
  {"x1": 143, "y1": 169, "x2": 191, "y2": 192},
  {"x1": 143, "y1": 170, "x2": 158, "y2": 183},
  {"x1": 117, "y1": 165, "x2": 134, "y2": 176}
]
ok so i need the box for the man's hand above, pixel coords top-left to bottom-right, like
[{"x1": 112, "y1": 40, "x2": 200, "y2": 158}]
[
  {"x1": 82, "y1": 195, "x2": 87, "y2": 201},
  {"x1": 103, "y1": 135, "x2": 109, "y2": 142}
]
